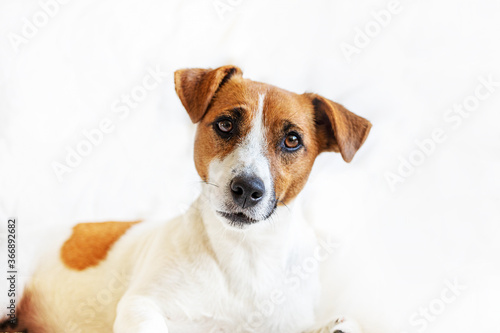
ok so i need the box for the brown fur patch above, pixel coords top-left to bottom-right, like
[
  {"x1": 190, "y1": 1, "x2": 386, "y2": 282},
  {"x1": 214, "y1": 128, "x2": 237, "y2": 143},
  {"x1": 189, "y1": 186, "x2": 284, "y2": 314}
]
[
  {"x1": 61, "y1": 220, "x2": 141, "y2": 270},
  {"x1": 175, "y1": 66, "x2": 242, "y2": 123},
  {"x1": 262, "y1": 90, "x2": 322, "y2": 204},
  {"x1": 193, "y1": 77, "x2": 263, "y2": 181}
]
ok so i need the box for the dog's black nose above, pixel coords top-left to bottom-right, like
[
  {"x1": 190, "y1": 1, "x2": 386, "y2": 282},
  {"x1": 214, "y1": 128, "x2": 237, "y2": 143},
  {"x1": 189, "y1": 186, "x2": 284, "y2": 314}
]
[{"x1": 230, "y1": 176, "x2": 265, "y2": 209}]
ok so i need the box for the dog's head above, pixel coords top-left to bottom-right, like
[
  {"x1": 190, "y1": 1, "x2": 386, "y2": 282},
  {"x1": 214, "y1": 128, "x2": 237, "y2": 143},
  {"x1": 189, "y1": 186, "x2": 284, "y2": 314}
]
[{"x1": 175, "y1": 65, "x2": 371, "y2": 229}]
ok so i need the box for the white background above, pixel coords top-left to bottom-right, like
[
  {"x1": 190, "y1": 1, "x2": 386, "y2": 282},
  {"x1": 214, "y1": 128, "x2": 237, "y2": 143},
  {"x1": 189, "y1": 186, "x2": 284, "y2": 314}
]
[{"x1": 1, "y1": 0, "x2": 499, "y2": 332}]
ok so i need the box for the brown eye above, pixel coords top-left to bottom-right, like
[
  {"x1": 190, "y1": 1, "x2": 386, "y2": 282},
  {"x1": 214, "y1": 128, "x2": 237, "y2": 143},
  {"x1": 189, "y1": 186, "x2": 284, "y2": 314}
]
[
  {"x1": 217, "y1": 120, "x2": 233, "y2": 133},
  {"x1": 284, "y1": 133, "x2": 300, "y2": 149}
]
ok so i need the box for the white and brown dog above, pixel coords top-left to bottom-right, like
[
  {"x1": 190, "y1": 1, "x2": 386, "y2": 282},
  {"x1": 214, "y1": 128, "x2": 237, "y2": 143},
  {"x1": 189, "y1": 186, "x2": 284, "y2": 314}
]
[{"x1": 2, "y1": 65, "x2": 371, "y2": 333}]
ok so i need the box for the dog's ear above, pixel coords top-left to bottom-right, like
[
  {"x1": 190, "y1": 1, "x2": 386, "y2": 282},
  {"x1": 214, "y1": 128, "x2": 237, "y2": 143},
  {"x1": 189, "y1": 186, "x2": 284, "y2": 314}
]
[
  {"x1": 174, "y1": 65, "x2": 243, "y2": 123},
  {"x1": 304, "y1": 93, "x2": 372, "y2": 163}
]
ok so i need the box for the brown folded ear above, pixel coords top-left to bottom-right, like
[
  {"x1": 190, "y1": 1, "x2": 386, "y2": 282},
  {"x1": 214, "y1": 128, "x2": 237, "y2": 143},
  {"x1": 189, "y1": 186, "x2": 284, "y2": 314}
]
[
  {"x1": 174, "y1": 65, "x2": 243, "y2": 123},
  {"x1": 304, "y1": 93, "x2": 372, "y2": 163}
]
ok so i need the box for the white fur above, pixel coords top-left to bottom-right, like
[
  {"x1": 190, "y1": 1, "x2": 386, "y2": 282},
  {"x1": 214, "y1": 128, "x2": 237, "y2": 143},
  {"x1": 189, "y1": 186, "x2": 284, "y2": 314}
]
[{"x1": 20, "y1": 91, "x2": 361, "y2": 333}]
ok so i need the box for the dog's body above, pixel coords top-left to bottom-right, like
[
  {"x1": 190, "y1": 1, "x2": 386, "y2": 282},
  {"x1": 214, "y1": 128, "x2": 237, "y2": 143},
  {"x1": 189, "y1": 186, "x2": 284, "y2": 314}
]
[{"x1": 3, "y1": 66, "x2": 371, "y2": 333}]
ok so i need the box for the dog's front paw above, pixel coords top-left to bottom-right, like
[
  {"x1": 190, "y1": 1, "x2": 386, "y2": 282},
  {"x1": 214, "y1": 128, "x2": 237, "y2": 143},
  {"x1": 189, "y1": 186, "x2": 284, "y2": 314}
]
[{"x1": 324, "y1": 317, "x2": 362, "y2": 333}]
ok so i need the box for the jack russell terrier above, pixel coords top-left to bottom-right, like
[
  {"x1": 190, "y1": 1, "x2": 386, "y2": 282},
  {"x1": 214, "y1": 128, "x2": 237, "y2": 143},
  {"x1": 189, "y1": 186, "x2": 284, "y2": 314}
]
[{"x1": 2, "y1": 65, "x2": 371, "y2": 333}]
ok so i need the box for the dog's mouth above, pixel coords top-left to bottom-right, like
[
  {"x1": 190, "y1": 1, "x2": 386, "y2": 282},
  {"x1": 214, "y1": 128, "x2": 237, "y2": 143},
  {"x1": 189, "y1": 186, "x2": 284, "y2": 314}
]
[
  {"x1": 217, "y1": 211, "x2": 259, "y2": 226},
  {"x1": 217, "y1": 202, "x2": 277, "y2": 228}
]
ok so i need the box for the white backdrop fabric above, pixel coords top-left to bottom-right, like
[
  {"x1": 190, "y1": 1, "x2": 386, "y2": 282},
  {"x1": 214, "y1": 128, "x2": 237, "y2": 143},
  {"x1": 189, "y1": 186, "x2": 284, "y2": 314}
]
[{"x1": 1, "y1": 0, "x2": 499, "y2": 332}]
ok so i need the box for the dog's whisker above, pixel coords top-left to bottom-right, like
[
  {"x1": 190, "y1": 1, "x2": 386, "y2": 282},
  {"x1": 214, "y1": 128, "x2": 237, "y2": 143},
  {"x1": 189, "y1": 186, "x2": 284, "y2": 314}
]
[
  {"x1": 200, "y1": 181, "x2": 219, "y2": 188},
  {"x1": 270, "y1": 215, "x2": 277, "y2": 230},
  {"x1": 268, "y1": 217, "x2": 276, "y2": 231},
  {"x1": 237, "y1": 231, "x2": 247, "y2": 245},
  {"x1": 279, "y1": 200, "x2": 290, "y2": 211}
]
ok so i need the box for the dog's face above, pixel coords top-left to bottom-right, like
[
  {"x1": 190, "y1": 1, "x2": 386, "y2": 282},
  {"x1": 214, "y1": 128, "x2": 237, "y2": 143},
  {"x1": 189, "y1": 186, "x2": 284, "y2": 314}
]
[{"x1": 175, "y1": 66, "x2": 371, "y2": 228}]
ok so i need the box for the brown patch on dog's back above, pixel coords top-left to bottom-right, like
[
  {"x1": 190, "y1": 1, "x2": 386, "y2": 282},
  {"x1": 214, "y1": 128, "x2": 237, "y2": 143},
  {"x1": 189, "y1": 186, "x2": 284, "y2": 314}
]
[{"x1": 61, "y1": 220, "x2": 141, "y2": 270}]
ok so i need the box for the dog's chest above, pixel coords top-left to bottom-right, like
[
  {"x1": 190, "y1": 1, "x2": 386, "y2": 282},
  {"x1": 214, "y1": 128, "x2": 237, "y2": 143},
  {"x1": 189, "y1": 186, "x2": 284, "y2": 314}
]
[{"x1": 160, "y1": 248, "x2": 319, "y2": 333}]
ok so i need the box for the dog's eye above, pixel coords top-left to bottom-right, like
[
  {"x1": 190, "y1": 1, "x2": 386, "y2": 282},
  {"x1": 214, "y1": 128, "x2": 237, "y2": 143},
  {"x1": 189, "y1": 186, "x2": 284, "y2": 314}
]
[
  {"x1": 217, "y1": 120, "x2": 233, "y2": 133},
  {"x1": 284, "y1": 132, "x2": 301, "y2": 150}
]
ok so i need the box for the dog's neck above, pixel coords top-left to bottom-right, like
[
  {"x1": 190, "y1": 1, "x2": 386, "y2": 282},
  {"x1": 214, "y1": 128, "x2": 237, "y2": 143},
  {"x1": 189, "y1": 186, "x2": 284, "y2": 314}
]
[{"x1": 193, "y1": 194, "x2": 315, "y2": 291}]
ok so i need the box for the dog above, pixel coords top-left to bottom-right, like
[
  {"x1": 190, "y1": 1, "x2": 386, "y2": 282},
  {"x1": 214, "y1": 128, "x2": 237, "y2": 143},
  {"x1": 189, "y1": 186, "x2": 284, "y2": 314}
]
[{"x1": 2, "y1": 65, "x2": 371, "y2": 333}]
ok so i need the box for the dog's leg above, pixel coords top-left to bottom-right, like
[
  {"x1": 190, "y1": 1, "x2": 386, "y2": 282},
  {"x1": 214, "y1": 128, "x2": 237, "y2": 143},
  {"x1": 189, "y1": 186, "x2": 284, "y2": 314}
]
[
  {"x1": 113, "y1": 295, "x2": 168, "y2": 333},
  {"x1": 306, "y1": 317, "x2": 362, "y2": 333}
]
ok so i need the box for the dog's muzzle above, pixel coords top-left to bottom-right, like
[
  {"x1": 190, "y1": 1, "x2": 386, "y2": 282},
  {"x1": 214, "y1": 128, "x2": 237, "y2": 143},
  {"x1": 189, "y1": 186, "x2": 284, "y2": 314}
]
[{"x1": 216, "y1": 174, "x2": 276, "y2": 226}]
